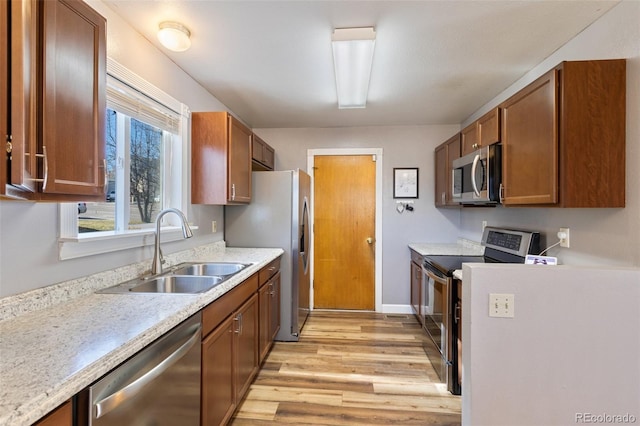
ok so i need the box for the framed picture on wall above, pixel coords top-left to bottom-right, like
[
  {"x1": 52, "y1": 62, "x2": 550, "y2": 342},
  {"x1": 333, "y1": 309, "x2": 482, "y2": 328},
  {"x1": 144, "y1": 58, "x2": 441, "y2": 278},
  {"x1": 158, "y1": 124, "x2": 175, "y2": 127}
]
[{"x1": 393, "y1": 168, "x2": 419, "y2": 199}]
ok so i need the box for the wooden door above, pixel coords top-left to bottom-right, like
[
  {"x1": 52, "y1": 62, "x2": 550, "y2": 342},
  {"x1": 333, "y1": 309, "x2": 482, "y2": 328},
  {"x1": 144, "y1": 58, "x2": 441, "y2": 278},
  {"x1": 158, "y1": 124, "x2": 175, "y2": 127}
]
[
  {"x1": 228, "y1": 115, "x2": 251, "y2": 203},
  {"x1": 202, "y1": 315, "x2": 235, "y2": 426},
  {"x1": 9, "y1": 0, "x2": 38, "y2": 194},
  {"x1": 269, "y1": 272, "x2": 281, "y2": 340},
  {"x1": 501, "y1": 69, "x2": 558, "y2": 205},
  {"x1": 234, "y1": 293, "x2": 258, "y2": 401},
  {"x1": 40, "y1": 0, "x2": 106, "y2": 199},
  {"x1": 314, "y1": 155, "x2": 376, "y2": 310},
  {"x1": 460, "y1": 122, "x2": 478, "y2": 156}
]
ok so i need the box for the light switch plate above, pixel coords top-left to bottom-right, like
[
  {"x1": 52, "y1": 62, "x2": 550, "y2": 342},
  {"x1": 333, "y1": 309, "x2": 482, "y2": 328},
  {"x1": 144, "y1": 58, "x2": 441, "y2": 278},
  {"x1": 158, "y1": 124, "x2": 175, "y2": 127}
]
[{"x1": 489, "y1": 293, "x2": 515, "y2": 318}]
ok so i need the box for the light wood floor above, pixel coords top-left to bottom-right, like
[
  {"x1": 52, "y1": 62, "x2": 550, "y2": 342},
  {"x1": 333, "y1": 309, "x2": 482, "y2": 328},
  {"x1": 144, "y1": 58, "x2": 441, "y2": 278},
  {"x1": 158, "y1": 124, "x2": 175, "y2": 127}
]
[{"x1": 231, "y1": 311, "x2": 461, "y2": 425}]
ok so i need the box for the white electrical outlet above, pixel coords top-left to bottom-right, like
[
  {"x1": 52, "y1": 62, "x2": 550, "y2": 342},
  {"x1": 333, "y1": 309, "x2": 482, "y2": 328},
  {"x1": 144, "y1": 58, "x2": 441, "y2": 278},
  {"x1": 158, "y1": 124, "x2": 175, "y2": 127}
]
[
  {"x1": 489, "y1": 293, "x2": 515, "y2": 318},
  {"x1": 558, "y1": 227, "x2": 570, "y2": 248},
  {"x1": 212, "y1": 221, "x2": 217, "y2": 233}
]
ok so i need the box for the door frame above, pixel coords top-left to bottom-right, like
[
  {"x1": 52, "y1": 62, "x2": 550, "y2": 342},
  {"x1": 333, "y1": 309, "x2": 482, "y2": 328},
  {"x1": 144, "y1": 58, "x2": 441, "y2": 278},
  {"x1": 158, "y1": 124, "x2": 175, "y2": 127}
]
[{"x1": 307, "y1": 148, "x2": 383, "y2": 312}]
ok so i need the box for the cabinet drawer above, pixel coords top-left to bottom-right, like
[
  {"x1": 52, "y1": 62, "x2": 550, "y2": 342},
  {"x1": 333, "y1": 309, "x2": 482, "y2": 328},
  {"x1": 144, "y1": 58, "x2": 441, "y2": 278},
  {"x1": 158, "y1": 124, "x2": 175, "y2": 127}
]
[
  {"x1": 410, "y1": 249, "x2": 423, "y2": 265},
  {"x1": 259, "y1": 256, "x2": 281, "y2": 287},
  {"x1": 202, "y1": 273, "x2": 259, "y2": 337}
]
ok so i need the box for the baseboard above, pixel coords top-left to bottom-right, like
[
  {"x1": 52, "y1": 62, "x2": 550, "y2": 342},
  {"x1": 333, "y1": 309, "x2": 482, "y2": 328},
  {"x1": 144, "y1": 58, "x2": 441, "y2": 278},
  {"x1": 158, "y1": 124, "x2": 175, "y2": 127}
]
[{"x1": 381, "y1": 304, "x2": 414, "y2": 314}]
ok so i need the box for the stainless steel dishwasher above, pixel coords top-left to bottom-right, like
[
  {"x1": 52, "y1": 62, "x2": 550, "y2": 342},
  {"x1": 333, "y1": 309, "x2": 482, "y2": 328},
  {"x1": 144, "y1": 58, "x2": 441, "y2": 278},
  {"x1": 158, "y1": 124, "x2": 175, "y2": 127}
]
[{"x1": 83, "y1": 313, "x2": 201, "y2": 425}]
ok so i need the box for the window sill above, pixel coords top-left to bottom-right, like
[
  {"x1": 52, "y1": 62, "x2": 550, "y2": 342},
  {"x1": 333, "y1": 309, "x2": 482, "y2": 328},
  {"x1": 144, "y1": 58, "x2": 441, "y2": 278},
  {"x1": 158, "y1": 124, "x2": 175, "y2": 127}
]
[{"x1": 59, "y1": 226, "x2": 199, "y2": 260}]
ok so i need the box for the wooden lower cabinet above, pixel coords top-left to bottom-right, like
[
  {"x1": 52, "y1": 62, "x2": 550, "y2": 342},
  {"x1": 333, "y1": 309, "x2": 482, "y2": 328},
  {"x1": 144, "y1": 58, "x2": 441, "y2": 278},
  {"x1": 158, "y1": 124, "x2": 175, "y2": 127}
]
[
  {"x1": 259, "y1": 271, "x2": 281, "y2": 363},
  {"x1": 33, "y1": 400, "x2": 72, "y2": 426},
  {"x1": 202, "y1": 315, "x2": 236, "y2": 426},
  {"x1": 409, "y1": 250, "x2": 423, "y2": 325},
  {"x1": 201, "y1": 286, "x2": 259, "y2": 426}
]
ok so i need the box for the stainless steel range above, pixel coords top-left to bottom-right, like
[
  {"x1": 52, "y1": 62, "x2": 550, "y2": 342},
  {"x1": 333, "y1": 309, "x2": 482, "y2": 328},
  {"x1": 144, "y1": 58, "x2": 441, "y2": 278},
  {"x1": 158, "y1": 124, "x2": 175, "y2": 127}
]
[{"x1": 421, "y1": 227, "x2": 540, "y2": 395}]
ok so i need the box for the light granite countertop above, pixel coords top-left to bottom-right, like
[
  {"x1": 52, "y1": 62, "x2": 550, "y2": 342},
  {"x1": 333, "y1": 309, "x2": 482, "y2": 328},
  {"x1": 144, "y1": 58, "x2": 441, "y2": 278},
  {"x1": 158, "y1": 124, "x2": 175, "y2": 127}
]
[
  {"x1": 408, "y1": 239, "x2": 485, "y2": 257},
  {"x1": 0, "y1": 244, "x2": 283, "y2": 426}
]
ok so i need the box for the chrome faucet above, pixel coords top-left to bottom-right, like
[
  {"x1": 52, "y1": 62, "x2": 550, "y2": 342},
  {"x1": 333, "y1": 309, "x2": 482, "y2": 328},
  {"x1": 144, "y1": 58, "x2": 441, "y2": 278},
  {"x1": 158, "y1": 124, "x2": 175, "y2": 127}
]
[{"x1": 151, "y1": 208, "x2": 194, "y2": 275}]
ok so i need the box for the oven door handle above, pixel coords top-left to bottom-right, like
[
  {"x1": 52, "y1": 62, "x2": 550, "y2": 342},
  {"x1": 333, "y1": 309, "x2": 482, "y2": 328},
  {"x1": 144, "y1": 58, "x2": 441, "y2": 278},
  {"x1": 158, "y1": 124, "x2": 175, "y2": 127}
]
[
  {"x1": 94, "y1": 323, "x2": 201, "y2": 419},
  {"x1": 423, "y1": 266, "x2": 448, "y2": 286}
]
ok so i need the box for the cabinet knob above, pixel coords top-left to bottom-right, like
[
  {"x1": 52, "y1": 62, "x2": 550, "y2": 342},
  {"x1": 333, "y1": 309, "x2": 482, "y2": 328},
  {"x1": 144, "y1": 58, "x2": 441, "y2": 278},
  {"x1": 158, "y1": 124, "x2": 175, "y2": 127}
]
[{"x1": 366, "y1": 237, "x2": 374, "y2": 244}]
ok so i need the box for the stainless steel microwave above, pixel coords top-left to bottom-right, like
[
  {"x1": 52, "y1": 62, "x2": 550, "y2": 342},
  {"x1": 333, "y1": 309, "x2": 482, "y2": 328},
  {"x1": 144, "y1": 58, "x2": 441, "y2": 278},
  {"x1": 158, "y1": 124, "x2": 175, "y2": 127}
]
[{"x1": 452, "y1": 144, "x2": 501, "y2": 205}]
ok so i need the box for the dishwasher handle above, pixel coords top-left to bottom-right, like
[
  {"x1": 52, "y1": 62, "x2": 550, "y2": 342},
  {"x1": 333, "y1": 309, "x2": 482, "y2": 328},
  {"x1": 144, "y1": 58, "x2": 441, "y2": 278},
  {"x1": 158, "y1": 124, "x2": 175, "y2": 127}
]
[{"x1": 94, "y1": 323, "x2": 201, "y2": 419}]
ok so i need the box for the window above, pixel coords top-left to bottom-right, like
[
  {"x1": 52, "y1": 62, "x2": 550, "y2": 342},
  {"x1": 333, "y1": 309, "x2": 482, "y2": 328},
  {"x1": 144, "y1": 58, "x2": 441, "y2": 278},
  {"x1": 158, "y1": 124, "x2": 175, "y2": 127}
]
[{"x1": 59, "y1": 59, "x2": 192, "y2": 260}]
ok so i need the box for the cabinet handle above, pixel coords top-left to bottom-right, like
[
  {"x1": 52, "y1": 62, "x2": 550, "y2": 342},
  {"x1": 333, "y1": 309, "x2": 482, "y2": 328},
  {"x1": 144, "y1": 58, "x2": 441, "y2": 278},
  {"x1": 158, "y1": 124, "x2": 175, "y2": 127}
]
[
  {"x1": 100, "y1": 159, "x2": 107, "y2": 193},
  {"x1": 234, "y1": 313, "x2": 243, "y2": 335},
  {"x1": 499, "y1": 183, "x2": 505, "y2": 204},
  {"x1": 231, "y1": 183, "x2": 236, "y2": 201},
  {"x1": 34, "y1": 146, "x2": 49, "y2": 190},
  {"x1": 234, "y1": 314, "x2": 241, "y2": 334},
  {"x1": 441, "y1": 192, "x2": 446, "y2": 204}
]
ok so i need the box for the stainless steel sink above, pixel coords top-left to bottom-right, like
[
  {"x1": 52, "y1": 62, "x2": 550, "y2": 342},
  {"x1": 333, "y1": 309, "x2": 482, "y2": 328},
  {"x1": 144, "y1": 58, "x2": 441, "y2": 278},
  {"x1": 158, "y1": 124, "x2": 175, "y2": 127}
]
[
  {"x1": 169, "y1": 262, "x2": 249, "y2": 277},
  {"x1": 128, "y1": 275, "x2": 223, "y2": 293},
  {"x1": 99, "y1": 275, "x2": 224, "y2": 294},
  {"x1": 98, "y1": 262, "x2": 251, "y2": 294}
]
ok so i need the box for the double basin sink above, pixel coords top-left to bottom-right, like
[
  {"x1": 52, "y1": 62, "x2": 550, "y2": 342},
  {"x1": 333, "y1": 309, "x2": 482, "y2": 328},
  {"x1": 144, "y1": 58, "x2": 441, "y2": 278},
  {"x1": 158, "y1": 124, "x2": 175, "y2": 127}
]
[{"x1": 99, "y1": 262, "x2": 250, "y2": 294}]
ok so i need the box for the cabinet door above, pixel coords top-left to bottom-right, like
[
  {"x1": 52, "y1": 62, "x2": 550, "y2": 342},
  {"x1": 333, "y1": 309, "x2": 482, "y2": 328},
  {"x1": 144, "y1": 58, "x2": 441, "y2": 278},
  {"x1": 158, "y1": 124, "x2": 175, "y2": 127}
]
[
  {"x1": 269, "y1": 272, "x2": 281, "y2": 342},
  {"x1": 202, "y1": 315, "x2": 236, "y2": 426},
  {"x1": 434, "y1": 133, "x2": 460, "y2": 207},
  {"x1": 258, "y1": 283, "x2": 270, "y2": 364},
  {"x1": 40, "y1": 0, "x2": 106, "y2": 199},
  {"x1": 235, "y1": 293, "x2": 259, "y2": 402},
  {"x1": 460, "y1": 122, "x2": 478, "y2": 156},
  {"x1": 228, "y1": 115, "x2": 251, "y2": 203},
  {"x1": 410, "y1": 261, "x2": 421, "y2": 321},
  {"x1": 501, "y1": 69, "x2": 558, "y2": 205},
  {"x1": 8, "y1": 0, "x2": 38, "y2": 194},
  {"x1": 478, "y1": 107, "x2": 500, "y2": 147},
  {"x1": 33, "y1": 400, "x2": 72, "y2": 426},
  {"x1": 434, "y1": 143, "x2": 447, "y2": 207}
]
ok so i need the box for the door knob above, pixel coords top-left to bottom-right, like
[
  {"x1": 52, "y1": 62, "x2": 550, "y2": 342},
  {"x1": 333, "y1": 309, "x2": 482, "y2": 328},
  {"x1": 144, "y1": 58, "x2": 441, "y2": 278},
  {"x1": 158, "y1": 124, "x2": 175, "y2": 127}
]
[{"x1": 366, "y1": 237, "x2": 374, "y2": 244}]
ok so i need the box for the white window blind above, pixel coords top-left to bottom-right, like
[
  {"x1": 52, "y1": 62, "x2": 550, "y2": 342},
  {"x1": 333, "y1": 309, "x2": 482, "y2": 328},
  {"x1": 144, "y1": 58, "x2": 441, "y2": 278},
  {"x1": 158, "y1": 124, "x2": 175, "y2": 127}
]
[{"x1": 106, "y1": 75, "x2": 180, "y2": 134}]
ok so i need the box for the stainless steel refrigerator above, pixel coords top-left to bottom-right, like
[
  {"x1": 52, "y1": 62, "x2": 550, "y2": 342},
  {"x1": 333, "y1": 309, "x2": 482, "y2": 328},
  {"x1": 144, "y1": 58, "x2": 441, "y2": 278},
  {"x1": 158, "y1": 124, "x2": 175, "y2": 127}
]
[{"x1": 225, "y1": 169, "x2": 311, "y2": 341}]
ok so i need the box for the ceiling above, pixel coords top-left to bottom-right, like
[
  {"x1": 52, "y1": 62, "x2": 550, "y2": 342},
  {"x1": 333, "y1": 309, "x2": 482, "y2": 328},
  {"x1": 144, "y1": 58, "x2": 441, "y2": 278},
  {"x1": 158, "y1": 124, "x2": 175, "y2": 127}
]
[{"x1": 103, "y1": 1, "x2": 619, "y2": 129}]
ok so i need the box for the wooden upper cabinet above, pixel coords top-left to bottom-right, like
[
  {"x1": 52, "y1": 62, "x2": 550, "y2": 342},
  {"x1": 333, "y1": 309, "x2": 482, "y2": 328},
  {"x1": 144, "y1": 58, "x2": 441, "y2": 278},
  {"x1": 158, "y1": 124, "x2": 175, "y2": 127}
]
[
  {"x1": 501, "y1": 60, "x2": 626, "y2": 207},
  {"x1": 434, "y1": 133, "x2": 461, "y2": 207},
  {"x1": 461, "y1": 107, "x2": 500, "y2": 157},
  {"x1": 252, "y1": 133, "x2": 275, "y2": 171},
  {"x1": 40, "y1": 0, "x2": 106, "y2": 199},
  {"x1": 460, "y1": 122, "x2": 478, "y2": 156},
  {"x1": 478, "y1": 107, "x2": 500, "y2": 148},
  {"x1": 501, "y1": 69, "x2": 558, "y2": 205},
  {"x1": 5, "y1": 0, "x2": 106, "y2": 201},
  {"x1": 191, "y1": 112, "x2": 252, "y2": 204}
]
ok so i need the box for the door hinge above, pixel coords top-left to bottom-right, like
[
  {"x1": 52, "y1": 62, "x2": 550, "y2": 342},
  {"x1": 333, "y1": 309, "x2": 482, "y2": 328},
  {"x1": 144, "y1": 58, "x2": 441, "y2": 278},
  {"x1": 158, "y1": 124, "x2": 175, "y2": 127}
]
[
  {"x1": 5, "y1": 134, "x2": 12, "y2": 154},
  {"x1": 372, "y1": 154, "x2": 376, "y2": 162}
]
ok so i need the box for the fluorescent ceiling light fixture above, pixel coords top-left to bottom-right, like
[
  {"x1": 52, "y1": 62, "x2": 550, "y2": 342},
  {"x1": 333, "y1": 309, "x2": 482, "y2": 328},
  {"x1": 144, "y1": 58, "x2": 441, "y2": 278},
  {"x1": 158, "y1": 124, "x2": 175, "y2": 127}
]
[
  {"x1": 331, "y1": 27, "x2": 376, "y2": 109},
  {"x1": 157, "y1": 21, "x2": 191, "y2": 52}
]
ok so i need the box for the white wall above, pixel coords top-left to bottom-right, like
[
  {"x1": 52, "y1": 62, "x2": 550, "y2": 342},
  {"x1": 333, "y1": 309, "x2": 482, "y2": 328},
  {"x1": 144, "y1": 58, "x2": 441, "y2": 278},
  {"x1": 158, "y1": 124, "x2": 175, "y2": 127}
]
[
  {"x1": 0, "y1": 0, "x2": 228, "y2": 297},
  {"x1": 462, "y1": 263, "x2": 640, "y2": 425},
  {"x1": 458, "y1": 0, "x2": 640, "y2": 267},
  {"x1": 254, "y1": 125, "x2": 461, "y2": 305}
]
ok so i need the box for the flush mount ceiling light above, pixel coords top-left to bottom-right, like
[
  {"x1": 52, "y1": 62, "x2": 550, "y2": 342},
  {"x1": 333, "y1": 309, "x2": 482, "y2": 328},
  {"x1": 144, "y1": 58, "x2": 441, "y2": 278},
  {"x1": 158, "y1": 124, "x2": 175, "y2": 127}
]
[
  {"x1": 157, "y1": 21, "x2": 191, "y2": 52},
  {"x1": 331, "y1": 27, "x2": 376, "y2": 109}
]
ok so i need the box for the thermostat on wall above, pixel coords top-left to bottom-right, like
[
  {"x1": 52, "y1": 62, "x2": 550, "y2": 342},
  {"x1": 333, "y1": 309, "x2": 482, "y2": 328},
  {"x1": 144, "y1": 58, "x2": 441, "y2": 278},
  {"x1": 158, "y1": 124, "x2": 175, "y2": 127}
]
[{"x1": 525, "y1": 255, "x2": 558, "y2": 265}]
